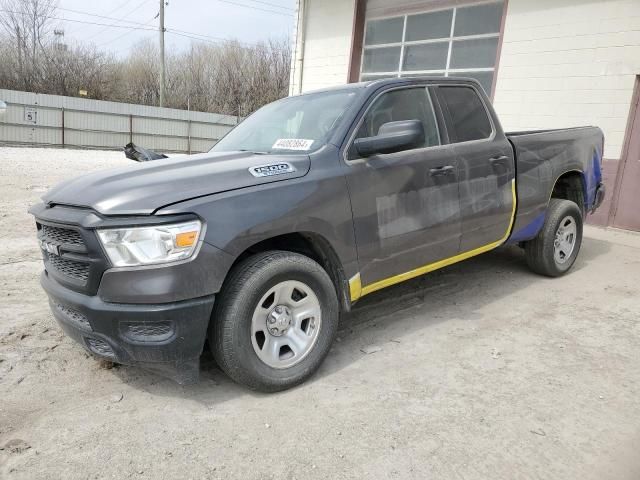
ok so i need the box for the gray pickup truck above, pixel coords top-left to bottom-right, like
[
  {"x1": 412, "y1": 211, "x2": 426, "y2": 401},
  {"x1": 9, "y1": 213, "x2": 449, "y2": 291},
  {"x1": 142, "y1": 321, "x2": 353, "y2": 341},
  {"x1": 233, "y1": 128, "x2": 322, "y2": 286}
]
[{"x1": 30, "y1": 77, "x2": 605, "y2": 391}]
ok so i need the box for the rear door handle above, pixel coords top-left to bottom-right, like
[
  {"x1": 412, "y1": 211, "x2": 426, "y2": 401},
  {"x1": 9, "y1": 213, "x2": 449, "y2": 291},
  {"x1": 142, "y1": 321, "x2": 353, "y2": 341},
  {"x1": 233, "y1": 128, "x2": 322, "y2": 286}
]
[
  {"x1": 429, "y1": 165, "x2": 455, "y2": 176},
  {"x1": 489, "y1": 155, "x2": 509, "y2": 165}
]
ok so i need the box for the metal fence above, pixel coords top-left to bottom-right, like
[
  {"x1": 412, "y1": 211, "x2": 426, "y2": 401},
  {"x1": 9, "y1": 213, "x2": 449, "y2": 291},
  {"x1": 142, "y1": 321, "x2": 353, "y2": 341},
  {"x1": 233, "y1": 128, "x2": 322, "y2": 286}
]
[{"x1": 0, "y1": 89, "x2": 239, "y2": 153}]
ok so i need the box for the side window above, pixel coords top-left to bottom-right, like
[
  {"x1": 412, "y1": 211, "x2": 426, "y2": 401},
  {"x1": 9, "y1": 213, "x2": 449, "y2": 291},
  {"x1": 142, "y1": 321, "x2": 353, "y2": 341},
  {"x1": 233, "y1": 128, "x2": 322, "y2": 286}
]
[
  {"x1": 439, "y1": 86, "x2": 493, "y2": 142},
  {"x1": 349, "y1": 87, "x2": 440, "y2": 159}
]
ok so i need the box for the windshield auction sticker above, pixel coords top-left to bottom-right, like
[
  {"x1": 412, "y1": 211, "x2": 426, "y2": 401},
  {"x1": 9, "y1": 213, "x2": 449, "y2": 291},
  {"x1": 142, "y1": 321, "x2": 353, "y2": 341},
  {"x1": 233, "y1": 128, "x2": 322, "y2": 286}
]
[{"x1": 272, "y1": 138, "x2": 314, "y2": 151}]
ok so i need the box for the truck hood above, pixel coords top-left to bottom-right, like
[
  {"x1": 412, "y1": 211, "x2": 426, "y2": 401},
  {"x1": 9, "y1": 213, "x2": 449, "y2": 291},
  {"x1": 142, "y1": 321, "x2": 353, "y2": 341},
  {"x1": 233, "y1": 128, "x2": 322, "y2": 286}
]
[{"x1": 42, "y1": 151, "x2": 310, "y2": 216}]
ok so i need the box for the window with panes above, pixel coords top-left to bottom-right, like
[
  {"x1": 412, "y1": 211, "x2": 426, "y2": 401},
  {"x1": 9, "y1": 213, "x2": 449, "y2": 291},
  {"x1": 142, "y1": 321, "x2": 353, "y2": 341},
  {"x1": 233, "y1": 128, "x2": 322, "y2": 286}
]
[{"x1": 360, "y1": 2, "x2": 504, "y2": 95}]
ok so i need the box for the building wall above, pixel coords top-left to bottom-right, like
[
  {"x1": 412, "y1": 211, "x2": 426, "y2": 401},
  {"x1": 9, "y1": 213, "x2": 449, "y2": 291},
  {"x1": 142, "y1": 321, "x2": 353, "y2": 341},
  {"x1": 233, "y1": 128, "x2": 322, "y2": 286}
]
[
  {"x1": 290, "y1": 0, "x2": 640, "y2": 225},
  {"x1": 295, "y1": 0, "x2": 640, "y2": 156},
  {"x1": 291, "y1": 0, "x2": 356, "y2": 93},
  {"x1": 493, "y1": 0, "x2": 640, "y2": 222}
]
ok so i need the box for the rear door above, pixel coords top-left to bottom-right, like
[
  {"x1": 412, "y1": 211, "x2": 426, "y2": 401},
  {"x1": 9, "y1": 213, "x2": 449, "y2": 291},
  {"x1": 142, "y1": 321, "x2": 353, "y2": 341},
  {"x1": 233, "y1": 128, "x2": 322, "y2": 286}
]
[
  {"x1": 344, "y1": 86, "x2": 461, "y2": 295},
  {"x1": 435, "y1": 84, "x2": 516, "y2": 252}
]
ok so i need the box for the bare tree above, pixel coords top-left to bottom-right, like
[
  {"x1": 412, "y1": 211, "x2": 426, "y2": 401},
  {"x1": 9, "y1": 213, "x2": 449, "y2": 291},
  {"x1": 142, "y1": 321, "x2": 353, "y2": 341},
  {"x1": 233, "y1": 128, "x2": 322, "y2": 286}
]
[
  {"x1": 42, "y1": 41, "x2": 118, "y2": 99},
  {"x1": 0, "y1": 0, "x2": 291, "y2": 116},
  {"x1": 119, "y1": 39, "x2": 161, "y2": 105},
  {"x1": 0, "y1": 0, "x2": 57, "y2": 90}
]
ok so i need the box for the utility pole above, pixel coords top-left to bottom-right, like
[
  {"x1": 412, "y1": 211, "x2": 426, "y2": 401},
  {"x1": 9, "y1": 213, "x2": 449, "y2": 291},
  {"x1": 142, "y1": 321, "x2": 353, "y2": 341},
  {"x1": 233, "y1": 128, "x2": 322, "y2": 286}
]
[{"x1": 159, "y1": 0, "x2": 166, "y2": 107}]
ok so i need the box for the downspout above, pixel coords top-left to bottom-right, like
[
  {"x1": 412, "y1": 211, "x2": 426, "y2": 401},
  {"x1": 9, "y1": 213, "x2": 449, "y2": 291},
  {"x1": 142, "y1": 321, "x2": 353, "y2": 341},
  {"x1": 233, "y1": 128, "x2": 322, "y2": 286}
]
[{"x1": 289, "y1": 0, "x2": 307, "y2": 95}]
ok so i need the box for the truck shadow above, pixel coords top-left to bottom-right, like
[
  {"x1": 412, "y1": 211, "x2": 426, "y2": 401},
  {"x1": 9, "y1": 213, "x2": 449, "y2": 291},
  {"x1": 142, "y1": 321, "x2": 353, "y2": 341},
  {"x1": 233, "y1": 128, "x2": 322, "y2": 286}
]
[{"x1": 112, "y1": 236, "x2": 611, "y2": 404}]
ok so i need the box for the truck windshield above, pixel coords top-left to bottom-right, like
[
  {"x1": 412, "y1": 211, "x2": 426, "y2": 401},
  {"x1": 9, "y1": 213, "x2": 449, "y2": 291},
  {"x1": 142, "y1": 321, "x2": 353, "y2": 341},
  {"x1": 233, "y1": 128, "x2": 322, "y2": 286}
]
[{"x1": 211, "y1": 90, "x2": 358, "y2": 154}]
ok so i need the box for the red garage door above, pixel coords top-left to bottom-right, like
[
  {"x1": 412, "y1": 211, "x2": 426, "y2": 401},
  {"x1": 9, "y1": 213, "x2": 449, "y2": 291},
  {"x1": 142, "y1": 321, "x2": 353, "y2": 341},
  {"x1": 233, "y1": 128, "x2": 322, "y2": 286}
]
[{"x1": 612, "y1": 78, "x2": 640, "y2": 231}]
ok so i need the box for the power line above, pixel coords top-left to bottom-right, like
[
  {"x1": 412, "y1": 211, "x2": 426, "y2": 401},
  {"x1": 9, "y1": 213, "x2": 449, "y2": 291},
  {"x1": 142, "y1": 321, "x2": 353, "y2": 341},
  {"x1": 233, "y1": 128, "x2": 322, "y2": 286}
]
[
  {"x1": 167, "y1": 28, "x2": 255, "y2": 47},
  {"x1": 64, "y1": 1, "x2": 132, "y2": 35},
  {"x1": 52, "y1": 3, "x2": 289, "y2": 44},
  {"x1": 0, "y1": 9, "x2": 156, "y2": 30},
  {"x1": 102, "y1": 0, "x2": 137, "y2": 18},
  {"x1": 97, "y1": 15, "x2": 158, "y2": 48},
  {"x1": 84, "y1": 0, "x2": 154, "y2": 41},
  {"x1": 211, "y1": 0, "x2": 294, "y2": 16},
  {"x1": 167, "y1": 30, "x2": 240, "y2": 45},
  {"x1": 167, "y1": 30, "x2": 269, "y2": 48},
  {"x1": 55, "y1": 6, "x2": 156, "y2": 28},
  {"x1": 1, "y1": 3, "x2": 290, "y2": 55},
  {"x1": 0, "y1": 9, "x2": 273, "y2": 50},
  {"x1": 240, "y1": 0, "x2": 294, "y2": 11}
]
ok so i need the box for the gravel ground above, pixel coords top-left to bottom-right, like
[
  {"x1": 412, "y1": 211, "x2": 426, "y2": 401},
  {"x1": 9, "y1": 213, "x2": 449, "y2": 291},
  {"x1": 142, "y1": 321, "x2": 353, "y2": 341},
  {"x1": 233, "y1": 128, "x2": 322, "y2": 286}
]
[{"x1": 1, "y1": 146, "x2": 640, "y2": 479}]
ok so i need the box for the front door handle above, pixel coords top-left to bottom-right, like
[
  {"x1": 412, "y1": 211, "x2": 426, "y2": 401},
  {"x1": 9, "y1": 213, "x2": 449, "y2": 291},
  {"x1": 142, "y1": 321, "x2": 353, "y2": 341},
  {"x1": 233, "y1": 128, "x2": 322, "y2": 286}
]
[
  {"x1": 489, "y1": 155, "x2": 509, "y2": 165},
  {"x1": 429, "y1": 165, "x2": 455, "y2": 176}
]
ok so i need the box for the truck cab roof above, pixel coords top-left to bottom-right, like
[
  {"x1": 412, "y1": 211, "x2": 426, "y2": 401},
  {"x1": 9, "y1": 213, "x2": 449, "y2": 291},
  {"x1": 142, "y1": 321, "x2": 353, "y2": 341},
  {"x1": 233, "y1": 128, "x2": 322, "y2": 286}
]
[{"x1": 301, "y1": 76, "x2": 484, "y2": 96}]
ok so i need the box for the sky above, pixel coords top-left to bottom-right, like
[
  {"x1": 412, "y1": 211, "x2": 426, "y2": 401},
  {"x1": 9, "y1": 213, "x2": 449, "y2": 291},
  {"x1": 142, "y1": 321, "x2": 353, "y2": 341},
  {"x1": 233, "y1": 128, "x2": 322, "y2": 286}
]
[{"x1": 52, "y1": 0, "x2": 296, "y2": 56}]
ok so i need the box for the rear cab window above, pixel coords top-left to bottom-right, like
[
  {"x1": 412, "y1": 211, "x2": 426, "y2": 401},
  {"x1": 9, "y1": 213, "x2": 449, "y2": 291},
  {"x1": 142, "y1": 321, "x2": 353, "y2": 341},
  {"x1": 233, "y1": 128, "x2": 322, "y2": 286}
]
[{"x1": 437, "y1": 85, "x2": 493, "y2": 143}]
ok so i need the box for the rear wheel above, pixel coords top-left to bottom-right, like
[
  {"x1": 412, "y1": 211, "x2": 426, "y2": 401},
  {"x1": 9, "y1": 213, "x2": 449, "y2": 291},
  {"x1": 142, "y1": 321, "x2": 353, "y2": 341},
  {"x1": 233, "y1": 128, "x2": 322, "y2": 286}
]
[
  {"x1": 210, "y1": 251, "x2": 339, "y2": 392},
  {"x1": 524, "y1": 199, "x2": 583, "y2": 277}
]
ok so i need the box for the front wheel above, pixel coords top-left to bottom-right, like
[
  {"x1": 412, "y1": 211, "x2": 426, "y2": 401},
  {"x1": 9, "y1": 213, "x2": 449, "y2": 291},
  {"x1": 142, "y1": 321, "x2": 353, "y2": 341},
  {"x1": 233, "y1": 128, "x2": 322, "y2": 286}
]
[
  {"x1": 210, "y1": 251, "x2": 339, "y2": 392},
  {"x1": 524, "y1": 198, "x2": 583, "y2": 277}
]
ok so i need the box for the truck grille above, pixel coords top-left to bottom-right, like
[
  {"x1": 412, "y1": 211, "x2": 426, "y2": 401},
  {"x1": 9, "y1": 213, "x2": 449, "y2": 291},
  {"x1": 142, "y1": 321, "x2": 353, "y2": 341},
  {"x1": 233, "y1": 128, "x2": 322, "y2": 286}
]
[
  {"x1": 35, "y1": 217, "x2": 106, "y2": 293},
  {"x1": 41, "y1": 225, "x2": 84, "y2": 247},
  {"x1": 45, "y1": 252, "x2": 90, "y2": 281},
  {"x1": 33, "y1": 206, "x2": 111, "y2": 295}
]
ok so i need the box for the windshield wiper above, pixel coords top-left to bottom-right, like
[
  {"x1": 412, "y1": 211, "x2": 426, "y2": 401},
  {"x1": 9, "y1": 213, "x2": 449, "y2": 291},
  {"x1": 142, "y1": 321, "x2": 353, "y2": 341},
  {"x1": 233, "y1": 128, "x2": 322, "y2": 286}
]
[{"x1": 237, "y1": 149, "x2": 269, "y2": 155}]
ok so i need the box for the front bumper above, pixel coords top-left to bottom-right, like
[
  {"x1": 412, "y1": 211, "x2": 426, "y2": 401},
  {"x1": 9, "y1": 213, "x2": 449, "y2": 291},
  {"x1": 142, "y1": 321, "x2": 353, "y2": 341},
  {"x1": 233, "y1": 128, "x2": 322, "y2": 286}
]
[{"x1": 41, "y1": 271, "x2": 215, "y2": 384}]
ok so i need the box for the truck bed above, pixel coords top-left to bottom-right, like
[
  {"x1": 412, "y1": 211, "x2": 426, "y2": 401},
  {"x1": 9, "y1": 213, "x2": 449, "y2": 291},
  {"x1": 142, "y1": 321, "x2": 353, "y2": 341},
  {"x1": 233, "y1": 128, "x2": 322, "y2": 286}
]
[{"x1": 506, "y1": 126, "x2": 604, "y2": 243}]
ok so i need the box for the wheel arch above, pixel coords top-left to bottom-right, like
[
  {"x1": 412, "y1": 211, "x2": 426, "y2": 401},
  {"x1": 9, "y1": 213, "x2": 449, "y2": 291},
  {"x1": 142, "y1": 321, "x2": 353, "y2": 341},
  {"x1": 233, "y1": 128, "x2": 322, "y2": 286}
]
[
  {"x1": 550, "y1": 169, "x2": 587, "y2": 215},
  {"x1": 227, "y1": 232, "x2": 352, "y2": 312}
]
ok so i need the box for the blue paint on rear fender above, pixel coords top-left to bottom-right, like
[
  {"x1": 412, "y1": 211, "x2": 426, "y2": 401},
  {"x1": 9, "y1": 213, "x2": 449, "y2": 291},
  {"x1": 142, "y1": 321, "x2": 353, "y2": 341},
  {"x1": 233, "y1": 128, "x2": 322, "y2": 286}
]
[
  {"x1": 507, "y1": 212, "x2": 546, "y2": 243},
  {"x1": 584, "y1": 148, "x2": 602, "y2": 210},
  {"x1": 507, "y1": 146, "x2": 602, "y2": 245}
]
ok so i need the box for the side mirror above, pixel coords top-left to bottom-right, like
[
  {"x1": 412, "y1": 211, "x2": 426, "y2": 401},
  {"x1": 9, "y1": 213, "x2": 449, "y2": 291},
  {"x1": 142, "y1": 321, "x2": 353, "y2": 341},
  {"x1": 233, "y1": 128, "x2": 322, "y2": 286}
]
[{"x1": 354, "y1": 119, "x2": 425, "y2": 158}]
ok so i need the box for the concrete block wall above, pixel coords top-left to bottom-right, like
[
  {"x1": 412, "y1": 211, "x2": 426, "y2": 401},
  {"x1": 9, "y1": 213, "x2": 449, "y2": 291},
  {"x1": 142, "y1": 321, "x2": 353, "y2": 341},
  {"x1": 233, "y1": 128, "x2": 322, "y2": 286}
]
[
  {"x1": 493, "y1": 0, "x2": 640, "y2": 224},
  {"x1": 290, "y1": 0, "x2": 639, "y2": 223}
]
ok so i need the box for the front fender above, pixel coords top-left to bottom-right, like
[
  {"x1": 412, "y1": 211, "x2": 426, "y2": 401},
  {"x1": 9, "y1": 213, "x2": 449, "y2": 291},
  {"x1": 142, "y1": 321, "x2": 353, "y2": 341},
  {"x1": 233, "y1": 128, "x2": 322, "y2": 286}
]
[{"x1": 156, "y1": 162, "x2": 359, "y2": 291}]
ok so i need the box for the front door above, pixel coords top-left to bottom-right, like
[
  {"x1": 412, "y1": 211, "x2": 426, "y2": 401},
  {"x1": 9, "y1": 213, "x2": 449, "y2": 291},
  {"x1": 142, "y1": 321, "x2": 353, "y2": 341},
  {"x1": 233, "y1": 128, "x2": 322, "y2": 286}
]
[
  {"x1": 345, "y1": 86, "x2": 461, "y2": 296},
  {"x1": 435, "y1": 84, "x2": 516, "y2": 252},
  {"x1": 612, "y1": 77, "x2": 640, "y2": 231}
]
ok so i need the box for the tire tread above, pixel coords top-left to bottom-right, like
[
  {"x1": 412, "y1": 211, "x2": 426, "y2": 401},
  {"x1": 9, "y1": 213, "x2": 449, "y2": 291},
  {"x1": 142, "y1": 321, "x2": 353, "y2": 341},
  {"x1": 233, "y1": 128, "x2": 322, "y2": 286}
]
[{"x1": 524, "y1": 199, "x2": 583, "y2": 277}]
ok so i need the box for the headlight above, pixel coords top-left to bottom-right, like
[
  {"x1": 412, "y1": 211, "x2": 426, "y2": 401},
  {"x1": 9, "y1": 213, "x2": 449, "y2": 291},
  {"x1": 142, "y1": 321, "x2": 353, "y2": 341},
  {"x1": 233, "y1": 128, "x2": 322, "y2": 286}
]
[{"x1": 97, "y1": 220, "x2": 202, "y2": 267}]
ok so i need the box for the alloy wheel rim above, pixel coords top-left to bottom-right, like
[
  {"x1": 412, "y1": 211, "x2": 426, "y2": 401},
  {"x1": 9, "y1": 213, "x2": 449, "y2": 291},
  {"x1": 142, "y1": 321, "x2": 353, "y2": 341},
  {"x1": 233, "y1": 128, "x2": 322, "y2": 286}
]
[
  {"x1": 250, "y1": 280, "x2": 322, "y2": 369},
  {"x1": 553, "y1": 216, "x2": 577, "y2": 264}
]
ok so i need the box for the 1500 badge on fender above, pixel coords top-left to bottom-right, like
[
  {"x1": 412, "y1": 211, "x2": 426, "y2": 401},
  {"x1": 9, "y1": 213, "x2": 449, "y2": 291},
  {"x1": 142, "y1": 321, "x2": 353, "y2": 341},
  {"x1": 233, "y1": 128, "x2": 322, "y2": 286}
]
[{"x1": 249, "y1": 163, "x2": 296, "y2": 177}]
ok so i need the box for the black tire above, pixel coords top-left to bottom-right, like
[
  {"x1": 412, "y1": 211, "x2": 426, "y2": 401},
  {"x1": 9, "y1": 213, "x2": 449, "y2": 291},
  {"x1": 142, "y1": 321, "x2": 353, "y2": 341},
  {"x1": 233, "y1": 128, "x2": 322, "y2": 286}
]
[
  {"x1": 524, "y1": 199, "x2": 583, "y2": 277},
  {"x1": 210, "y1": 251, "x2": 339, "y2": 392}
]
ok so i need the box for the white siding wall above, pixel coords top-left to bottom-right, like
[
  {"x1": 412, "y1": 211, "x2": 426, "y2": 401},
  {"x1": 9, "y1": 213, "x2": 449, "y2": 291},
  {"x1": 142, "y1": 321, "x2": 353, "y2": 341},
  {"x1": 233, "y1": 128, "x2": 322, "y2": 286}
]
[
  {"x1": 291, "y1": 0, "x2": 640, "y2": 160},
  {"x1": 493, "y1": 0, "x2": 640, "y2": 160},
  {"x1": 292, "y1": 0, "x2": 356, "y2": 93}
]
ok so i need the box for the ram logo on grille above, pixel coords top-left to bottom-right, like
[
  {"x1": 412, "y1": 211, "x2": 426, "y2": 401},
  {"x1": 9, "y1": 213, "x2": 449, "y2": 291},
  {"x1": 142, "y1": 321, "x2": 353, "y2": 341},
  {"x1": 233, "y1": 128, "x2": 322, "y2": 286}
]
[
  {"x1": 40, "y1": 240, "x2": 60, "y2": 256},
  {"x1": 249, "y1": 162, "x2": 296, "y2": 178}
]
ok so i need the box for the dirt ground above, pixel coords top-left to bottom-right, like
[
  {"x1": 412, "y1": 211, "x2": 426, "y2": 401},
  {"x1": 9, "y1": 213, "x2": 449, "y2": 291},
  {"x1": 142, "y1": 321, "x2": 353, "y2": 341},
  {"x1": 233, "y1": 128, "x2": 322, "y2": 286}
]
[{"x1": 1, "y1": 146, "x2": 640, "y2": 480}]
